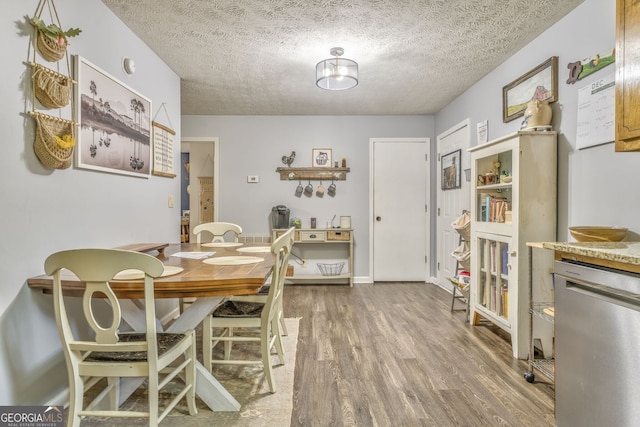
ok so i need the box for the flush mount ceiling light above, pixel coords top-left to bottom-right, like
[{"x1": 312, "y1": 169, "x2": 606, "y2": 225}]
[{"x1": 316, "y1": 47, "x2": 358, "y2": 91}]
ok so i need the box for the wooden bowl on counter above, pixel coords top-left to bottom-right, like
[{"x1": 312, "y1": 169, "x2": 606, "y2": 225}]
[{"x1": 569, "y1": 226, "x2": 628, "y2": 242}]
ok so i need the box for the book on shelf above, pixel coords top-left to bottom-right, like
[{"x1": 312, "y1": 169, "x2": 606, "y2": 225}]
[
  {"x1": 486, "y1": 240, "x2": 508, "y2": 275},
  {"x1": 501, "y1": 288, "x2": 509, "y2": 318},
  {"x1": 490, "y1": 241, "x2": 496, "y2": 273},
  {"x1": 480, "y1": 193, "x2": 491, "y2": 222},
  {"x1": 489, "y1": 197, "x2": 510, "y2": 222},
  {"x1": 501, "y1": 244, "x2": 508, "y2": 276},
  {"x1": 479, "y1": 193, "x2": 512, "y2": 223}
]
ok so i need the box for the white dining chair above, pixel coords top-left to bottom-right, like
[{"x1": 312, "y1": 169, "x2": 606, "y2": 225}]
[
  {"x1": 44, "y1": 248, "x2": 197, "y2": 427},
  {"x1": 202, "y1": 227, "x2": 294, "y2": 393},
  {"x1": 192, "y1": 222, "x2": 242, "y2": 244},
  {"x1": 229, "y1": 279, "x2": 289, "y2": 336},
  {"x1": 185, "y1": 221, "x2": 244, "y2": 312}
]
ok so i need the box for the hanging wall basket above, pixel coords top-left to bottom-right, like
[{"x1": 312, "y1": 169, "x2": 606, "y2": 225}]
[
  {"x1": 31, "y1": 63, "x2": 71, "y2": 108},
  {"x1": 30, "y1": 0, "x2": 80, "y2": 63},
  {"x1": 33, "y1": 113, "x2": 75, "y2": 169},
  {"x1": 36, "y1": 29, "x2": 66, "y2": 62}
]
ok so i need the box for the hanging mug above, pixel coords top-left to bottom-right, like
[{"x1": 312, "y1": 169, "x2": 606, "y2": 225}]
[
  {"x1": 328, "y1": 182, "x2": 337, "y2": 196},
  {"x1": 295, "y1": 181, "x2": 303, "y2": 197},
  {"x1": 316, "y1": 182, "x2": 325, "y2": 197},
  {"x1": 304, "y1": 181, "x2": 314, "y2": 197}
]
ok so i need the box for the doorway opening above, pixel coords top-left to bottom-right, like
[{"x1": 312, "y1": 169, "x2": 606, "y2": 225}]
[
  {"x1": 180, "y1": 137, "x2": 219, "y2": 242},
  {"x1": 180, "y1": 152, "x2": 190, "y2": 242}
]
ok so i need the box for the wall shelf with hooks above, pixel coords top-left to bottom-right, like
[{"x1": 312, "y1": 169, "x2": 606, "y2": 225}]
[{"x1": 275, "y1": 167, "x2": 350, "y2": 181}]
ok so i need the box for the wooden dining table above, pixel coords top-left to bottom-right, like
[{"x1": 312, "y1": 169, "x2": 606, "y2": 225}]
[{"x1": 27, "y1": 242, "x2": 275, "y2": 412}]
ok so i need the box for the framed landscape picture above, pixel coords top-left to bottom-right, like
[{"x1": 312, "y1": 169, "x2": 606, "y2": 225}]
[
  {"x1": 74, "y1": 55, "x2": 151, "y2": 178},
  {"x1": 502, "y1": 56, "x2": 558, "y2": 123}
]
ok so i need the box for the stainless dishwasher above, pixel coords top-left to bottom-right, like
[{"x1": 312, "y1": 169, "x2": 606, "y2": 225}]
[{"x1": 555, "y1": 260, "x2": 640, "y2": 427}]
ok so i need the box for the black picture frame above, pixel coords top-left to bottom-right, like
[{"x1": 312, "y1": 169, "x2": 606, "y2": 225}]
[{"x1": 441, "y1": 149, "x2": 461, "y2": 190}]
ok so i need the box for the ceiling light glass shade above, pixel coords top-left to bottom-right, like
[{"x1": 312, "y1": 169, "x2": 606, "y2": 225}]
[{"x1": 316, "y1": 48, "x2": 358, "y2": 90}]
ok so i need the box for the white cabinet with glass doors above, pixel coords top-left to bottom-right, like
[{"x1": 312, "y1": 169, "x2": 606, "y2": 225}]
[{"x1": 469, "y1": 131, "x2": 556, "y2": 359}]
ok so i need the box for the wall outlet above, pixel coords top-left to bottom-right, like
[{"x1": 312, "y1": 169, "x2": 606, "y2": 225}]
[
  {"x1": 168, "y1": 195, "x2": 174, "y2": 208},
  {"x1": 247, "y1": 175, "x2": 259, "y2": 183}
]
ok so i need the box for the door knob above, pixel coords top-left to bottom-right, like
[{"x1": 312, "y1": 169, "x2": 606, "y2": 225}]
[{"x1": 376, "y1": 216, "x2": 382, "y2": 221}]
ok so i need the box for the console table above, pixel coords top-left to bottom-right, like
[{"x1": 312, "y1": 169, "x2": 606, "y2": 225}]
[{"x1": 272, "y1": 228, "x2": 353, "y2": 286}]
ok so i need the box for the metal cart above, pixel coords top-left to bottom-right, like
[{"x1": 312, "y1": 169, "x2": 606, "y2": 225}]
[{"x1": 524, "y1": 243, "x2": 555, "y2": 383}]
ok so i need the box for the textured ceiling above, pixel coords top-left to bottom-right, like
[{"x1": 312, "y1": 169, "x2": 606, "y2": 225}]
[{"x1": 101, "y1": 0, "x2": 584, "y2": 115}]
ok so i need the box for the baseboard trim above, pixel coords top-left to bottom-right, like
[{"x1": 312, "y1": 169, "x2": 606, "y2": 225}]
[{"x1": 45, "y1": 388, "x2": 69, "y2": 408}]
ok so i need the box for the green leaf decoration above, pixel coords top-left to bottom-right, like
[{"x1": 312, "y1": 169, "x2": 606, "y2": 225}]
[
  {"x1": 31, "y1": 16, "x2": 81, "y2": 41},
  {"x1": 64, "y1": 27, "x2": 82, "y2": 38}
]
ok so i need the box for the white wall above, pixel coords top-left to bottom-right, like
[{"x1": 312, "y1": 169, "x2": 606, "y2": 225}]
[
  {"x1": 181, "y1": 115, "x2": 435, "y2": 278},
  {"x1": 0, "y1": 0, "x2": 181, "y2": 404},
  {"x1": 437, "y1": 0, "x2": 636, "y2": 240}
]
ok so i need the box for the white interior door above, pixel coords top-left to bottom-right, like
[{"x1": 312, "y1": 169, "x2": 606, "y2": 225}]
[
  {"x1": 436, "y1": 120, "x2": 471, "y2": 288},
  {"x1": 371, "y1": 138, "x2": 429, "y2": 281}
]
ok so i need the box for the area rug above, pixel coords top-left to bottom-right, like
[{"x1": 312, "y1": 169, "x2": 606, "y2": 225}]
[{"x1": 73, "y1": 317, "x2": 300, "y2": 426}]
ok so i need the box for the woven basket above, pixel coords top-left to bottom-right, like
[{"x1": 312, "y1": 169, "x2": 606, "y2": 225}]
[
  {"x1": 36, "y1": 30, "x2": 67, "y2": 62},
  {"x1": 32, "y1": 63, "x2": 71, "y2": 108},
  {"x1": 452, "y1": 211, "x2": 471, "y2": 241},
  {"x1": 33, "y1": 113, "x2": 74, "y2": 169}
]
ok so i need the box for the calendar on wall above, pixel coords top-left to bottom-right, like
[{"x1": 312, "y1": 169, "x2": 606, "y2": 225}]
[
  {"x1": 152, "y1": 120, "x2": 176, "y2": 177},
  {"x1": 576, "y1": 71, "x2": 615, "y2": 150}
]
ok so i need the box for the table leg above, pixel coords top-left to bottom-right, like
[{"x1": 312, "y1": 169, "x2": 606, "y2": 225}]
[
  {"x1": 166, "y1": 296, "x2": 241, "y2": 411},
  {"x1": 115, "y1": 296, "x2": 241, "y2": 411},
  {"x1": 115, "y1": 367, "x2": 240, "y2": 412},
  {"x1": 165, "y1": 296, "x2": 223, "y2": 332},
  {"x1": 195, "y1": 363, "x2": 241, "y2": 411},
  {"x1": 119, "y1": 299, "x2": 163, "y2": 331}
]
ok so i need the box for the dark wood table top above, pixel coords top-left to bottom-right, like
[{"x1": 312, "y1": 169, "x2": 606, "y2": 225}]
[{"x1": 27, "y1": 243, "x2": 274, "y2": 299}]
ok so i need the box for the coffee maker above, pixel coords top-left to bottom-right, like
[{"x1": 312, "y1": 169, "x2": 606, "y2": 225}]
[{"x1": 271, "y1": 205, "x2": 290, "y2": 229}]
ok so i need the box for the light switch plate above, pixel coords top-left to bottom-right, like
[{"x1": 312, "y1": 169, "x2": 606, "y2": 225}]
[
  {"x1": 168, "y1": 195, "x2": 174, "y2": 208},
  {"x1": 247, "y1": 175, "x2": 259, "y2": 183}
]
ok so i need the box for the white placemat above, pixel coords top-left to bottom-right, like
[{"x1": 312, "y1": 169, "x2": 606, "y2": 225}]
[
  {"x1": 236, "y1": 246, "x2": 271, "y2": 253},
  {"x1": 170, "y1": 251, "x2": 215, "y2": 259},
  {"x1": 113, "y1": 265, "x2": 184, "y2": 280},
  {"x1": 203, "y1": 256, "x2": 264, "y2": 266},
  {"x1": 201, "y1": 242, "x2": 244, "y2": 248}
]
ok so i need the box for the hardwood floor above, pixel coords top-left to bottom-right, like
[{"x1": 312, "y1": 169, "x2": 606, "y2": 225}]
[{"x1": 283, "y1": 282, "x2": 554, "y2": 427}]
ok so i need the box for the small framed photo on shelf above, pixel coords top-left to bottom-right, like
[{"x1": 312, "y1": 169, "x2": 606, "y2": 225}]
[
  {"x1": 312, "y1": 148, "x2": 332, "y2": 168},
  {"x1": 441, "y1": 149, "x2": 461, "y2": 190}
]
